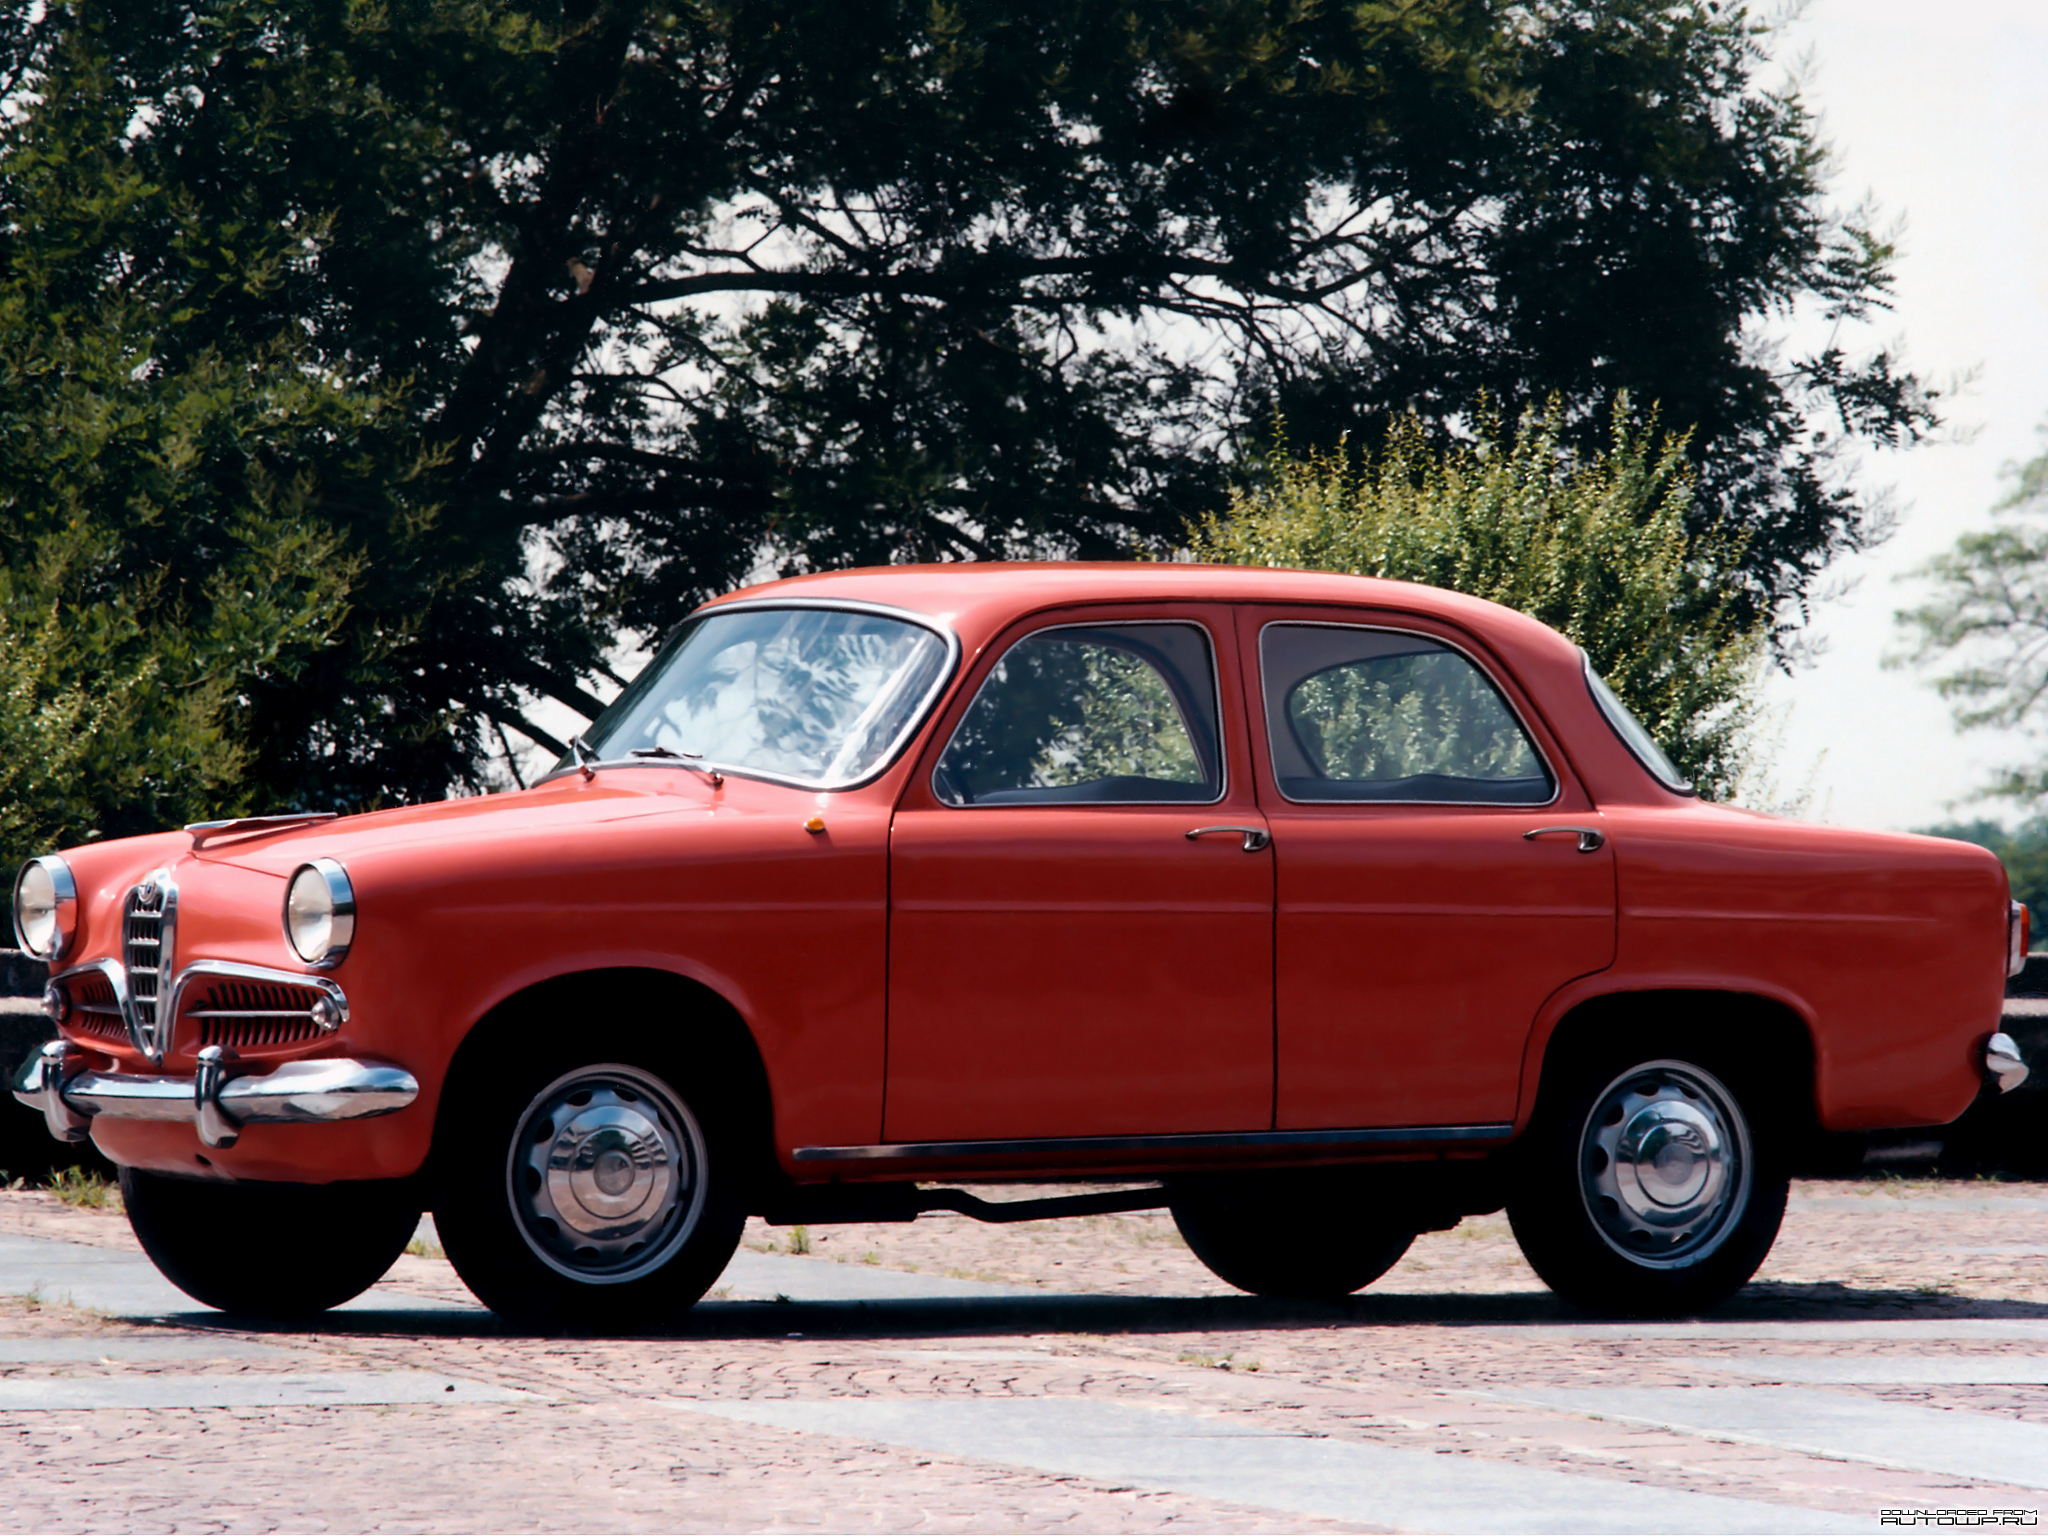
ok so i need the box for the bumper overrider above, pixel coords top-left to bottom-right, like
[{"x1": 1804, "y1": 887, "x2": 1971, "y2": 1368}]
[{"x1": 11, "y1": 958, "x2": 417, "y2": 1151}]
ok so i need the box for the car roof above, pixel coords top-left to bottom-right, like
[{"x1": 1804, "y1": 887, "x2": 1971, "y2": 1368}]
[{"x1": 705, "y1": 561, "x2": 1575, "y2": 661}]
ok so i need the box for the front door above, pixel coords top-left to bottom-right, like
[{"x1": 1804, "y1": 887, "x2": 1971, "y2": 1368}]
[
  {"x1": 1243, "y1": 611, "x2": 1617, "y2": 1131},
  {"x1": 885, "y1": 612, "x2": 1273, "y2": 1142}
]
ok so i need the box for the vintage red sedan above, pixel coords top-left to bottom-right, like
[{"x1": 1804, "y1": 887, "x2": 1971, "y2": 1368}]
[{"x1": 10, "y1": 564, "x2": 2031, "y2": 1322}]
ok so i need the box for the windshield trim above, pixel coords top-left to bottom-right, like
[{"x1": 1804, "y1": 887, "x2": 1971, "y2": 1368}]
[{"x1": 533, "y1": 597, "x2": 963, "y2": 793}]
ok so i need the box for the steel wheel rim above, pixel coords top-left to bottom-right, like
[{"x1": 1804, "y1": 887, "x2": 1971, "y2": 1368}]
[
  {"x1": 505, "y1": 1063, "x2": 708, "y2": 1285},
  {"x1": 1578, "y1": 1058, "x2": 1751, "y2": 1270}
]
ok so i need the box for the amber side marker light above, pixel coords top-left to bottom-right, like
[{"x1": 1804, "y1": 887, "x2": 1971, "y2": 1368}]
[{"x1": 804, "y1": 816, "x2": 827, "y2": 834}]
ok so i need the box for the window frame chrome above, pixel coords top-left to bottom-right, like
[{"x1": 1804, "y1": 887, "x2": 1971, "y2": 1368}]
[
  {"x1": 931, "y1": 616, "x2": 1231, "y2": 810},
  {"x1": 1256, "y1": 619, "x2": 1562, "y2": 809},
  {"x1": 535, "y1": 596, "x2": 963, "y2": 794},
  {"x1": 11, "y1": 855, "x2": 78, "y2": 963}
]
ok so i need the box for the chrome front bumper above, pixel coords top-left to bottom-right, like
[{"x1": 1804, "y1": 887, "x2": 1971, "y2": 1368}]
[{"x1": 11, "y1": 1041, "x2": 418, "y2": 1150}]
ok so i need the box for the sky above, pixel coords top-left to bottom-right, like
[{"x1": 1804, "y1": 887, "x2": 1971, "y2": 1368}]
[{"x1": 1757, "y1": 0, "x2": 2048, "y2": 830}]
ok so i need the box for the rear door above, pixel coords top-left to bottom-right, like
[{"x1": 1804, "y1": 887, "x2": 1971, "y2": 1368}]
[{"x1": 1242, "y1": 609, "x2": 1617, "y2": 1131}]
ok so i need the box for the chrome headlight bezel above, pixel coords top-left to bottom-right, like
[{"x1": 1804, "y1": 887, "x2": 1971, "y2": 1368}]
[
  {"x1": 283, "y1": 858, "x2": 356, "y2": 969},
  {"x1": 12, "y1": 855, "x2": 77, "y2": 962}
]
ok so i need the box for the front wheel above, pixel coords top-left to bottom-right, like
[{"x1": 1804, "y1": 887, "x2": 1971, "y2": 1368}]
[
  {"x1": 432, "y1": 1054, "x2": 747, "y2": 1329},
  {"x1": 121, "y1": 1169, "x2": 420, "y2": 1318},
  {"x1": 1507, "y1": 1052, "x2": 1787, "y2": 1317}
]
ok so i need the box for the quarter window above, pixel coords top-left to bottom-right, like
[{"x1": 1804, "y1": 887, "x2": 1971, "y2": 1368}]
[
  {"x1": 933, "y1": 623, "x2": 1223, "y2": 805},
  {"x1": 1260, "y1": 624, "x2": 1553, "y2": 804}
]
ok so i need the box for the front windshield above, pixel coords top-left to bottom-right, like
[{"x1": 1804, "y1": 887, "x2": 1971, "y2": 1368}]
[{"x1": 564, "y1": 605, "x2": 953, "y2": 788}]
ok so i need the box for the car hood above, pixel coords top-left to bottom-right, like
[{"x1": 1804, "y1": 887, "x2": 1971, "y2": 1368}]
[{"x1": 187, "y1": 776, "x2": 710, "y2": 879}]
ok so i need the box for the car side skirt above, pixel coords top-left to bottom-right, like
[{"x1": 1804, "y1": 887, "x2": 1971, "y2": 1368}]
[{"x1": 793, "y1": 1121, "x2": 1515, "y2": 1173}]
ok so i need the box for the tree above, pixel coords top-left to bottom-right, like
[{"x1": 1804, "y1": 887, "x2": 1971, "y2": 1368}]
[
  {"x1": 0, "y1": 19, "x2": 407, "y2": 860},
  {"x1": 0, "y1": 1, "x2": 1929, "y2": 812},
  {"x1": 1185, "y1": 402, "x2": 1763, "y2": 798},
  {"x1": 1898, "y1": 430, "x2": 2048, "y2": 803}
]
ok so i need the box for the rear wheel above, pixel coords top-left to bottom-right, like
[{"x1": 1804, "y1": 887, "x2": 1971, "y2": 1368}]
[
  {"x1": 121, "y1": 1169, "x2": 419, "y2": 1318},
  {"x1": 1508, "y1": 1050, "x2": 1787, "y2": 1317},
  {"x1": 433, "y1": 1052, "x2": 746, "y2": 1329},
  {"x1": 1170, "y1": 1174, "x2": 1416, "y2": 1299}
]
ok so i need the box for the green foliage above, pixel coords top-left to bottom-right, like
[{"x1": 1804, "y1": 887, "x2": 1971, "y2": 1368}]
[
  {"x1": 1920, "y1": 820, "x2": 2048, "y2": 935},
  {"x1": 44, "y1": 1165, "x2": 118, "y2": 1210},
  {"x1": 1898, "y1": 430, "x2": 2048, "y2": 804},
  {"x1": 0, "y1": 0, "x2": 1928, "y2": 819},
  {"x1": 0, "y1": 10, "x2": 432, "y2": 853},
  {"x1": 1186, "y1": 402, "x2": 1765, "y2": 798}
]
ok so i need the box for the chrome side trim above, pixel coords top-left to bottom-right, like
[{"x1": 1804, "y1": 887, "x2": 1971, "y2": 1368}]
[
  {"x1": 793, "y1": 1122, "x2": 1515, "y2": 1163},
  {"x1": 162, "y1": 960, "x2": 348, "y2": 1058}
]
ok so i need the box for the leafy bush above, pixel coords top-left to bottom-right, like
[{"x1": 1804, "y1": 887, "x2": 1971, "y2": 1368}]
[{"x1": 1185, "y1": 402, "x2": 1765, "y2": 799}]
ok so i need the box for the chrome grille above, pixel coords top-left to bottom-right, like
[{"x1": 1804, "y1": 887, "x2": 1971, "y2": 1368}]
[
  {"x1": 183, "y1": 977, "x2": 337, "y2": 1050},
  {"x1": 66, "y1": 968, "x2": 126, "y2": 1043},
  {"x1": 122, "y1": 871, "x2": 175, "y2": 1058}
]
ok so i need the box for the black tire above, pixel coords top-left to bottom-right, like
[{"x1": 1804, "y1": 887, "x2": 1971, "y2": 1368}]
[
  {"x1": 1169, "y1": 1173, "x2": 1416, "y2": 1299},
  {"x1": 431, "y1": 1046, "x2": 747, "y2": 1330},
  {"x1": 1507, "y1": 1045, "x2": 1788, "y2": 1317},
  {"x1": 121, "y1": 1168, "x2": 420, "y2": 1318}
]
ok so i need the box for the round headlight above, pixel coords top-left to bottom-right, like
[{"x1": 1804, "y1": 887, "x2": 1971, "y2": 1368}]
[
  {"x1": 284, "y1": 859, "x2": 355, "y2": 967},
  {"x1": 13, "y1": 856, "x2": 77, "y2": 961}
]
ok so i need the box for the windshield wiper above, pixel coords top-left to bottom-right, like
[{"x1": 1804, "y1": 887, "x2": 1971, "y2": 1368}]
[{"x1": 628, "y1": 745, "x2": 723, "y2": 787}]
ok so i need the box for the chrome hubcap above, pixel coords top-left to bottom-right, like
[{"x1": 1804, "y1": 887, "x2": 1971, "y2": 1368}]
[
  {"x1": 506, "y1": 1064, "x2": 707, "y2": 1284},
  {"x1": 1579, "y1": 1059, "x2": 1750, "y2": 1269}
]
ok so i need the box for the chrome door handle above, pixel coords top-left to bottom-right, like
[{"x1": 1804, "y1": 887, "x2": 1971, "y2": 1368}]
[
  {"x1": 1186, "y1": 825, "x2": 1271, "y2": 853},
  {"x1": 1524, "y1": 826, "x2": 1605, "y2": 853}
]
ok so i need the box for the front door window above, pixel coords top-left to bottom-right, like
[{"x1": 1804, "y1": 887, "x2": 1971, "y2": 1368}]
[{"x1": 933, "y1": 624, "x2": 1222, "y2": 805}]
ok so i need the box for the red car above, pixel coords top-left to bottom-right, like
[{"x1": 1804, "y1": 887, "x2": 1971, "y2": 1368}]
[{"x1": 11, "y1": 565, "x2": 2031, "y2": 1322}]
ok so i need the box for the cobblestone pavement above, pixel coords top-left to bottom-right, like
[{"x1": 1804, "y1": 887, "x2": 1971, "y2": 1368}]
[{"x1": 3, "y1": 1180, "x2": 2048, "y2": 1531}]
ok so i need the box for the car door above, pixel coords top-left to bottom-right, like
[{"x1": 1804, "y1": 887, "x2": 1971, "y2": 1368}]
[
  {"x1": 885, "y1": 607, "x2": 1273, "y2": 1142},
  {"x1": 1242, "y1": 608, "x2": 1617, "y2": 1132}
]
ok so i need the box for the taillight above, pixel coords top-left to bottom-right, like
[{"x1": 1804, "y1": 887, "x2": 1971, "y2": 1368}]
[{"x1": 2011, "y1": 900, "x2": 2032, "y2": 979}]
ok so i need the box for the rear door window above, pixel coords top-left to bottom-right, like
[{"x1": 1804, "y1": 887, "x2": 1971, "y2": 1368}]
[{"x1": 1260, "y1": 624, "x2": 1553, "y2": 805}]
